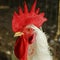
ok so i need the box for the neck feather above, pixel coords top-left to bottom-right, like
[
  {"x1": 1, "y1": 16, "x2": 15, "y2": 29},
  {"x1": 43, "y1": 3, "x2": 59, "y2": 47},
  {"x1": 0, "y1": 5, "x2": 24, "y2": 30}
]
[{"x1": 30, "y1": 25, "x2": 53, "y2": 60}]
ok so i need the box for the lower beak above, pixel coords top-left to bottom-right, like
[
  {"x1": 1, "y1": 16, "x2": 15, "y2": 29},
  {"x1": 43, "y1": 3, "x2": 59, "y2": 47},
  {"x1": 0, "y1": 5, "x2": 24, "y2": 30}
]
[{"x1": 14, "y1": 32, "x2": 24, "y2": 37}]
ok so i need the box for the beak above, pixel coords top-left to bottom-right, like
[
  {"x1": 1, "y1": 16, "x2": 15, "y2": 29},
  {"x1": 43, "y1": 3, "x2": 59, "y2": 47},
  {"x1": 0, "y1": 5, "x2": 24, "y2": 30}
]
[{"x1": 14, "y1": 32, "x2": 24, "y2": 37}]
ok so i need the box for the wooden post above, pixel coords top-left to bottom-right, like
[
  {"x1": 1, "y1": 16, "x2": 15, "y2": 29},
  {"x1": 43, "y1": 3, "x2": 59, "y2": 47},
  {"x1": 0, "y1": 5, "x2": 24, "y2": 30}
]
[
  {"x1": 55, "y1": 0, "x2": 60, "y2": 40},
  {"x1": 57, "y1": 1, "x2": 60, "y2": 35}
]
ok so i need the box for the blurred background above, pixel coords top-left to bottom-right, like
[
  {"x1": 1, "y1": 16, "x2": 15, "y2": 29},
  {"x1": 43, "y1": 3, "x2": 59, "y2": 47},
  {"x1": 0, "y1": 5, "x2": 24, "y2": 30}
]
[{"x1": 0, "y1": 0, "x2": 60, "y2": 60}]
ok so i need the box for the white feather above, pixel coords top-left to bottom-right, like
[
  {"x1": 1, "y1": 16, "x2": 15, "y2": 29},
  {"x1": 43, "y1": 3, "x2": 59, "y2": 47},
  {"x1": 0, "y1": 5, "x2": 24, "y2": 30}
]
[{"x1": 27, "y1": 25, "x2": 53, "y2": 60}]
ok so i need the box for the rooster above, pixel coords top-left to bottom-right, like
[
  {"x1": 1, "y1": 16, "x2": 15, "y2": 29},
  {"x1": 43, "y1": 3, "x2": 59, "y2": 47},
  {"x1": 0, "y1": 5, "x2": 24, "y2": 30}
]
[{"x1": 12, "y1": 0, "x2": 53, "y2": 60}]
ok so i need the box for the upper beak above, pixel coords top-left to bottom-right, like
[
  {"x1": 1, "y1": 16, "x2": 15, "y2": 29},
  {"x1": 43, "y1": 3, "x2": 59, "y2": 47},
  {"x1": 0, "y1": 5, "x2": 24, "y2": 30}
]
[{"x1": 14, "y1": 32, "x2": 24, "y2": 37}]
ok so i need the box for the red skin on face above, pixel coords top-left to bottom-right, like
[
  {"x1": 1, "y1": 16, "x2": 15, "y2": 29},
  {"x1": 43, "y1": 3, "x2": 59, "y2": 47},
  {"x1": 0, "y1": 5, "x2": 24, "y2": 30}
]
[{"x1": 23, "y1": 28, "x2": 34, "y2": 42}]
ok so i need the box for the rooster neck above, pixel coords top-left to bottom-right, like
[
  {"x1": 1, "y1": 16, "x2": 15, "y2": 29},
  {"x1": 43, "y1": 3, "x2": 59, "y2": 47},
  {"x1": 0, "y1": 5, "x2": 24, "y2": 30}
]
[{"x1": 28, "y1": 25, "x2": 53, "y2": 60}]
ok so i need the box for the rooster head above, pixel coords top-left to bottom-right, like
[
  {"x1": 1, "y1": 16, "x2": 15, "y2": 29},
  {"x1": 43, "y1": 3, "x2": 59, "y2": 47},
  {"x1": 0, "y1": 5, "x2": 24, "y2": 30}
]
[{"x1": 12, "y1": 0, "x2": 47, "y2": 60}]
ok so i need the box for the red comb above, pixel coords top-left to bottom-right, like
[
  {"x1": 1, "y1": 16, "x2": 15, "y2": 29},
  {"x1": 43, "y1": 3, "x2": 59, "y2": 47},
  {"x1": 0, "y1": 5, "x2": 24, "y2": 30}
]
[{"x1": 12, "y1": 0, "x2": 47, "y2": 32}]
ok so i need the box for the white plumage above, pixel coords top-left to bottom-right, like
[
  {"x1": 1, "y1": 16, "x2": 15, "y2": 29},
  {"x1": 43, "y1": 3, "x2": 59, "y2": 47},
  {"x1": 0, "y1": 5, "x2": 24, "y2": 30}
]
[{"x1": 27, "y1": 25, "x2": 53, "y2": 60}]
